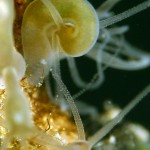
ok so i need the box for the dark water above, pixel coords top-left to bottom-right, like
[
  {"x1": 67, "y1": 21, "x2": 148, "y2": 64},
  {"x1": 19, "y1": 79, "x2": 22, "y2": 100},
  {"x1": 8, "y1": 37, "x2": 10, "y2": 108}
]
[{"x1": 54, "y1": 0, "x2": 150, "y2": 130}]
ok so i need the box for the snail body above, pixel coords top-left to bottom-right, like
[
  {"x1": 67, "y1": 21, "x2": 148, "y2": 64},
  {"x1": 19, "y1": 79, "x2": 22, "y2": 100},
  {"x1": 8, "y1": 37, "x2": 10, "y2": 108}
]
[{"x1": 22, "y1": 0, "x2": 99, "y2": 84}]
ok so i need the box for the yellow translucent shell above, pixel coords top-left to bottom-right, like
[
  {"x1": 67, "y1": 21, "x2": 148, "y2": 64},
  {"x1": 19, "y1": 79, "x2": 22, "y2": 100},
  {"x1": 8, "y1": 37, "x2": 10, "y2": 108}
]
[
  {"x1": 54, "y1": 0, "x2": 99, "y2": 56},
  {"x1": 22, "y1": 0, "x2": 99, "y2": 84},
  {"x1": 22, "y1": 0, "x2": 99, "y2": 56}
]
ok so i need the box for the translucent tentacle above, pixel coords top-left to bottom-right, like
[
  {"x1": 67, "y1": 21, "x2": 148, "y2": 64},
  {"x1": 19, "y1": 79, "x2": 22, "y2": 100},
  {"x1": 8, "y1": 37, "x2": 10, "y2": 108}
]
[
  {"x1": 88, "y1": 84, "x2": 150, "y2": 147},
  {"x1": 73, "y1": 69, "x2": 104, "y2": 99},
  {"x1": 100, "y1": 0, "x2": 150, "y2": 29},
  {"x1": 67, "y1": 55, "x2": 104, "y2": 99},
  {"x1": 41, "y1": 0, "x2": 63, "y2": 28},
  {"x1": 96, "y1": 0, "x2": 121, "y2": 19},
  {"x1": 97, "y1": 0, "x2": 121, "y2": 13},
  {"x1": 49, "y1": 31, "x2": 86, "y2": 140},
  {"x1": 75, "y1": 101, "x2": 98, "y2": 117},
  {"x1": 50, "y1": 68, "x2": 85, "y2": 141},
  {"x1": 87, "y1": 42, "x2": 150, "y2": 70},
  {"x1": 106, "y1": 26, "x2": 129, "y2": 36},
  {"x1": 104, "y1": 51, "x2": 150, "y2": 70},
  {"x1": 67, "y1": 58, "x2": 88, "y2": 88},
  {"x1": 68, "y1": 29, "x2": 110, "y2": 93},
  {"x1": 118, "y1": 40, "x2": 150, "y2": 58}
]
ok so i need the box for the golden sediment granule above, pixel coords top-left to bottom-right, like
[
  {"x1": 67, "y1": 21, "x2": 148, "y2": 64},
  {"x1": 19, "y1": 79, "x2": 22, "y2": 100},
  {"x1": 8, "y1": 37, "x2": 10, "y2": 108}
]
[
  {"x1": 21, "y1": 78, "x2": 78, "y2": 144},
  {"x1": 0, "y1": 90, "x2": 7, "y2": 143},
  {"x1": 0, "y1": 78, "x2": 78, "y2": 148}
]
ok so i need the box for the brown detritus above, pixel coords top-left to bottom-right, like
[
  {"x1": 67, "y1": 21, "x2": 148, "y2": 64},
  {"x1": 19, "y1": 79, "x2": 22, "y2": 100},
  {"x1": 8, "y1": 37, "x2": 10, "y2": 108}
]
[{"x1": 13, "y1": 0, "x2": 29, "y2": 54}]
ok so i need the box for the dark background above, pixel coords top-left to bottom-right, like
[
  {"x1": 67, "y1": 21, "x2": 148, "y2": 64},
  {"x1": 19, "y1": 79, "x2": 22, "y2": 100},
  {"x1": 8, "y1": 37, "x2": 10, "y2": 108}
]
[{"x1": 59, "y1": 0, "x2": 150, "y2": 130}]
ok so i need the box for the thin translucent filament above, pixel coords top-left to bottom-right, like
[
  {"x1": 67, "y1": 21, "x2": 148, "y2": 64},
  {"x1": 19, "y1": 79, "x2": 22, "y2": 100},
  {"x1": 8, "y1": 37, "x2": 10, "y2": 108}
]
[
  {"x1": 100, "y1": 0, "x2": 150, "y2": 28},
  {"x1": 88, "y1": 84, "x2": 150, "y2": 147},
  {"x1": 41, "y1": 0, "x2": 63, "y2": 28}
]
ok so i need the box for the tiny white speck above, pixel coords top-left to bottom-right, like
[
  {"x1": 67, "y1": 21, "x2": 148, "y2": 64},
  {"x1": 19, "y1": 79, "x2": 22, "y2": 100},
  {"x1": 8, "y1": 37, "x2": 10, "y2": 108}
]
[
  {"x1": 0, "y1": 79, "x2": 5, "y2": 89},
  {"x1": 109, "y1": 135, "x2": 116, "y2": 144},
  {"x1": 40, "y1": 59, "x2": 47, "y2": 65}
]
